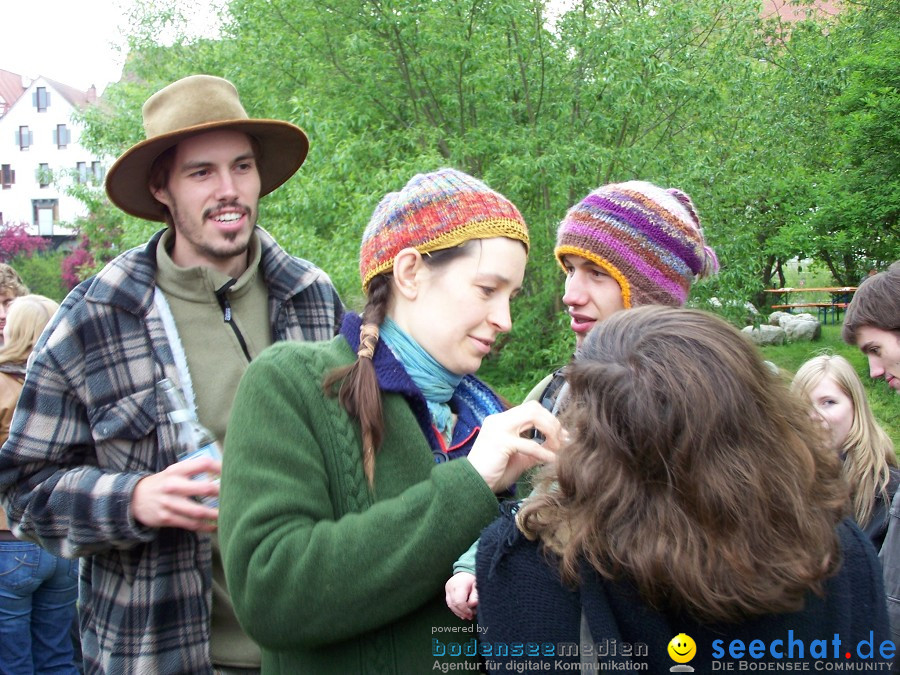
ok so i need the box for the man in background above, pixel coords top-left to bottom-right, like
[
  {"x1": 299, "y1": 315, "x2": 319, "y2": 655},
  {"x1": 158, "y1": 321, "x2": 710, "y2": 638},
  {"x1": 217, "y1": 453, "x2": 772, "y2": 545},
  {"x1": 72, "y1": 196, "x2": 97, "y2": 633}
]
[{"x1": 843, "y1": 260, "x2": 900, "y2": 671}]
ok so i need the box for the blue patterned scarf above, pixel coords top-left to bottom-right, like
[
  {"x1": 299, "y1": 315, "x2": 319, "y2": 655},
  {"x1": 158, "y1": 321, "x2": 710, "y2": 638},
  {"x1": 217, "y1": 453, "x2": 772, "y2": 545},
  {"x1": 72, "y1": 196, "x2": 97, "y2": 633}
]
[{"x1": 380, "y1": 316, "x2": 462, "y2": 439}]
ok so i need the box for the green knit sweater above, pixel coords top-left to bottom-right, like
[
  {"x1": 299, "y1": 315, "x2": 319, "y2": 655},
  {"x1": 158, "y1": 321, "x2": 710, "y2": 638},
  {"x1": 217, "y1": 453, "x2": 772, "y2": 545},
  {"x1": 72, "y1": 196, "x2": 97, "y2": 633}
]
[{"x1": 220, "y1": 336, "x2": 500, "y2": 674}]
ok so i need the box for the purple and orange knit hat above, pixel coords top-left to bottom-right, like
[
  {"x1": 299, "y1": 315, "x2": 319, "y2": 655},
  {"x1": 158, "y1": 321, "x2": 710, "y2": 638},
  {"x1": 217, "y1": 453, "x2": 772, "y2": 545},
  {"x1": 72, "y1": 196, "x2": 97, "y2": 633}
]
[
  {"x1": 555, "y1": 181, "x2": 719, "y2": 308},
  {"x1": 360, "y1": 168, "x2": 530, "y2": 291}
]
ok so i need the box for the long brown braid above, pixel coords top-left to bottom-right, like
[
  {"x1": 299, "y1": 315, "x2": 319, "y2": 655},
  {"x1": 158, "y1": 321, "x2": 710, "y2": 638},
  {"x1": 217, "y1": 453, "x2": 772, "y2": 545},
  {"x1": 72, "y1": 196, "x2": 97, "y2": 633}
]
[{"x1": 323, "y1": 275, "x2": 391, "y2": 487}]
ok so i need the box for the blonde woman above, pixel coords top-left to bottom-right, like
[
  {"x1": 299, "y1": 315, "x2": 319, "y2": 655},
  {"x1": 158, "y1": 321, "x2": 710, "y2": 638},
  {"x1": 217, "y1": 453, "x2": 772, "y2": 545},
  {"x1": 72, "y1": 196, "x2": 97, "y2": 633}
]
[
  {"x1": 792, "y1": 353, "x2": 898, "y2": 550},
  {"x1": 0, "y1": 294, "x2": 80, "y2": 674},
  {"x1": 0, "y1": 295, "x2": 57, "y2": 442}
]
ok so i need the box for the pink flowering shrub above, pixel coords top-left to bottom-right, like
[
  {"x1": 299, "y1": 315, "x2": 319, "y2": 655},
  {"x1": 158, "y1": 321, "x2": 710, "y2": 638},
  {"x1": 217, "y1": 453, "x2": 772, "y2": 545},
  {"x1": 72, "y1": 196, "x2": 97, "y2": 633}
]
[
  {"x1": 61, "y1": 240, "x2": 95, "y2": 290},
  {"x1": 0, "y1": 223, "x2": 49, "y2": 262}
]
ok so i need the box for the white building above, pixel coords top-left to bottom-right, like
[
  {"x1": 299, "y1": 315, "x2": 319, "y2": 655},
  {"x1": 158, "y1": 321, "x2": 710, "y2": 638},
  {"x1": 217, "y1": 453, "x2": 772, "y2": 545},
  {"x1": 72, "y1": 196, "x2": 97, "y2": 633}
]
[{"x1": 0, "y1": 69, "x2": 105, "y2": 237}]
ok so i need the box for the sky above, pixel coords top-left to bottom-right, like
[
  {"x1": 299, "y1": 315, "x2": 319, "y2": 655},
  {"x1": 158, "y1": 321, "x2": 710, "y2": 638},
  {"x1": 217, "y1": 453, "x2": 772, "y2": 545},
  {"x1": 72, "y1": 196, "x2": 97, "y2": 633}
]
[
  {"x1": 0, "y1": 0, "x2": 222, "y2": 95},
  {"x1": 0, "y1": 0, "x2": 131, "y2": 94},
  {"x1": 1, "y1": 0, "x2": 571, "y2": 96}
]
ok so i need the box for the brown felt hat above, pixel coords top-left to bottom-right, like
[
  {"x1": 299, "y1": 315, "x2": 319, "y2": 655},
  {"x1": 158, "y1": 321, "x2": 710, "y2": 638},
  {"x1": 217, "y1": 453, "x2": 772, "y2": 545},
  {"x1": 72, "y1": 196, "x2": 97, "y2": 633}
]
[{"x1": 104, "y1": 74, "x2": 309, "y2": 222}]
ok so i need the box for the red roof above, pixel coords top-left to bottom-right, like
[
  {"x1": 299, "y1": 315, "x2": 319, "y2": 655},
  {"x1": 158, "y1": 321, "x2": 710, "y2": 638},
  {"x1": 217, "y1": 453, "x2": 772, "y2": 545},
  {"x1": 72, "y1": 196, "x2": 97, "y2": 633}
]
[
  {"x1": 762, "y1": 0, "x2": 842, "y2": 22},
  {"x1": 43, "y1": 76, "x2": 98, "y2": 109},
  {"x1": 0, "y1": 69, "x2": 98, "y2": 118},
  {"x1": 0, "y1": 69, "x2": 26, "y2": 116}
]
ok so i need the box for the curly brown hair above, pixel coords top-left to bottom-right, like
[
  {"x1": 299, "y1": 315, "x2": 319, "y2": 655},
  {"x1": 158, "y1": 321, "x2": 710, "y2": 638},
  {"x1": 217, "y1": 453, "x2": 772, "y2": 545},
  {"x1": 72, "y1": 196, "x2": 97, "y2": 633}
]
[
  {"x1": 518, "y1": 306, "x2": 848, "y2": 624},
  {"x1": 0, "y1": 264, "x2": 28, "y2": 298}
]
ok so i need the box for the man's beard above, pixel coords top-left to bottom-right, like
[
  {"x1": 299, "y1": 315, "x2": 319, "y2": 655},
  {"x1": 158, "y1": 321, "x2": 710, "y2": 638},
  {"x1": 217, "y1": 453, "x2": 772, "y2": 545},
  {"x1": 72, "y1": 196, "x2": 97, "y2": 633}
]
[{"x1": 172, "y1": 202, "x2": 255, "y2": 261}]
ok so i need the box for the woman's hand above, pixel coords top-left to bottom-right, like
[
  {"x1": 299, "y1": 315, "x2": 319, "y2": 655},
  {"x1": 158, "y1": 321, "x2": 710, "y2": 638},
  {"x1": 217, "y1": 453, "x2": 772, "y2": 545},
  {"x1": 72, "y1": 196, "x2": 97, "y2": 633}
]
[{"x1": 466, "y1": 401, "x2": 561, "y2": 492}]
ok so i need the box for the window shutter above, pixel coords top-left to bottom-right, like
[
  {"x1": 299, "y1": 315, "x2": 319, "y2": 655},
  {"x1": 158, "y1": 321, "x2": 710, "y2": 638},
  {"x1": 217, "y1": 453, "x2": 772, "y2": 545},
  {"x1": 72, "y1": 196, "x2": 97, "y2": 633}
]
[
  {"x1": 27, "y1": 131, "x2": 33, "y2": 146},
  {"x1": 32, "y1": 91, "x2": 37, "y2": 107},
  {"x1": 46, "y1": 90, "x2": 51, "y2": 107},
  {"x1": 64, "y1": 127, "x2": 71, "y2": 145},
  {"x1": 52, "y1": 128, "x2": 58, "y2": 145}
]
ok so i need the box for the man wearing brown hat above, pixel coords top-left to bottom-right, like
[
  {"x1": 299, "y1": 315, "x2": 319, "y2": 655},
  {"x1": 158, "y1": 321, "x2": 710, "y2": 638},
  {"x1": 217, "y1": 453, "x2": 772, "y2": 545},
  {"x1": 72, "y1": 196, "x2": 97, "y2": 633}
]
[{"x1": 0, "y1": 75, "x2": 343, "y2": 674}]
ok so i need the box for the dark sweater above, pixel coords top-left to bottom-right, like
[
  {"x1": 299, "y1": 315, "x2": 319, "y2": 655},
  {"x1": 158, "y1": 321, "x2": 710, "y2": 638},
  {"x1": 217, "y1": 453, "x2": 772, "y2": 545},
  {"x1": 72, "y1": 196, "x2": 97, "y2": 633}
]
[
  {"x1": 863, "y1": 466, "x2": 900, "y2": 553},
  {"x1": 476, "y1": 510, "x2": 892, "y2": 673}
]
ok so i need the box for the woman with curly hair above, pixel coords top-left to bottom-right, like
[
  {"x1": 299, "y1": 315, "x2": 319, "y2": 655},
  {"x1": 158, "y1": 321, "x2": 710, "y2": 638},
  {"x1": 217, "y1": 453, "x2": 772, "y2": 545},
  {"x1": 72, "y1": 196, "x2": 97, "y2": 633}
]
[
  {"x1": 476, "y1": 306, "x2": 889, "y2": 672},
  {"x1": 792, "y1": 354, "x2": 898, "y2": 550}
]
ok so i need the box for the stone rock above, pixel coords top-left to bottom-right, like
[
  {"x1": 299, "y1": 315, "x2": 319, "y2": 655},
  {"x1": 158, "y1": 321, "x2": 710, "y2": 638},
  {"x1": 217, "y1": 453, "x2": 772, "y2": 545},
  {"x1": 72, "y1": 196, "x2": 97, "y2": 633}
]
[
  {"x1": 742, "y1": 324, "x2": 786, "y2": 346},
  {"x1": 783, "y1": 316, "x2": 821, "y2": 342},
  {"x1": 768, "y1": 311, "x2": 792, "y2": 326},
  {"x1": 770, "y1": 311, "x2": 818, "y2": 329}
]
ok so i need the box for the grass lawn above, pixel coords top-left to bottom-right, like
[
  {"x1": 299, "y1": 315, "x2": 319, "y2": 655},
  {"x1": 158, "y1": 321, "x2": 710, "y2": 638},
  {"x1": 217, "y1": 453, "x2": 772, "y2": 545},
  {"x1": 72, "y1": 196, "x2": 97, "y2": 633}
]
[{"x1": 758, "y1": 324, "x2": 899, "y2": 453}]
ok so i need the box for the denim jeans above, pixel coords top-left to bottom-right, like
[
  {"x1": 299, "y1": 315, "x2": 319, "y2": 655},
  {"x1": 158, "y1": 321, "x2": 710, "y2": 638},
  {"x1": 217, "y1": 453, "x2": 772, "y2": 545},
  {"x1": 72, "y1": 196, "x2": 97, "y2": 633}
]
[{"x1": 0, "y1": 541, "x2": 79, "y2": 674}]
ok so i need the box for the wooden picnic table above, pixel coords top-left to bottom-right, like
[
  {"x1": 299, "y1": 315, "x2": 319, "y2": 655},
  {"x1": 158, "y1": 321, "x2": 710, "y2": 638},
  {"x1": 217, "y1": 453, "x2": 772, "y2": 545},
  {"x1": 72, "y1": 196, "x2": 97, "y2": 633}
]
[{"x1": 764, "y1": 287, "x2": 857, "y2": 325}]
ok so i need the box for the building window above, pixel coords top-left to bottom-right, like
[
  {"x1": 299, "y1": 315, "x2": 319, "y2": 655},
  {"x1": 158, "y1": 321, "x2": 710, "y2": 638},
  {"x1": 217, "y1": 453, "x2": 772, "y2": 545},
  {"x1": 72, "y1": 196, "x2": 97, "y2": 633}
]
[
  {"x1": 37, "y1": 163, "x2": 51, "y2": 188},
  {"x1": 1, "y1": 165, "x2": 14, "y2": 189},
  {"x1": 53, "y1": 124, "x2": 71, "y2": 149},
  {"x1": 34, "y1": 87, "x2": 51, "y2": 112},
  {"x1": 91, "y1": 161, "x2": 104, "y2": 184},
  {"x1": 33, "y1": 199, "x2": 58, "y2": 236},
  {"x1": 75, "y1": 161, "x2": 88, "y2": 184},
  {"x1": 16, "y1": 126, "x2": 33, "y2": 150}
]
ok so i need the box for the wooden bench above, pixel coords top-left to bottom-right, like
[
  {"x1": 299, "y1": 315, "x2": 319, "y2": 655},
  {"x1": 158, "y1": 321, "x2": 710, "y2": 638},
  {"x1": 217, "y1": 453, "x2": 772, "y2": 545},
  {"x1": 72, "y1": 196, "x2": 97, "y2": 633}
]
[{"x1": 771, "y1": 302, "x2": 849, "y2": 325}]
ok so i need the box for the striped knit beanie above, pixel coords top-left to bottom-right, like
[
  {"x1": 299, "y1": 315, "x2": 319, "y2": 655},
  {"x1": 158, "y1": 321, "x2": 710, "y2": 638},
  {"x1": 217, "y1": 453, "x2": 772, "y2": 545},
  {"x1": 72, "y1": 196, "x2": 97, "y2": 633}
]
[
  {"x1": 360, "y1": 168, "x2": 529, "y2": 291},
  {"x1": 555, "y1": 181, "x2": 719, "y2": 308}
]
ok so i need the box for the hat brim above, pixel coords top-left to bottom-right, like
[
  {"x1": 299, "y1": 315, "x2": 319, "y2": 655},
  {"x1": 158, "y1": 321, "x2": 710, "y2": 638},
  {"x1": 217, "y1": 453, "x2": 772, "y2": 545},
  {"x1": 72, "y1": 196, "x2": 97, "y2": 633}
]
[{"x1": 105, "y1": 119, "x2": 309, "y2": 222}]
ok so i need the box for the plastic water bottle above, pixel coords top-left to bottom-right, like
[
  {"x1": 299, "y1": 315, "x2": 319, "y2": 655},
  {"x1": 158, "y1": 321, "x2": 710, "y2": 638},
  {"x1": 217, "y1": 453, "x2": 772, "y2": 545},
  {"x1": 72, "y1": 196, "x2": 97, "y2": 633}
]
[{"x1": 156, "y1": 377, "x2": 221, "y2": 507}]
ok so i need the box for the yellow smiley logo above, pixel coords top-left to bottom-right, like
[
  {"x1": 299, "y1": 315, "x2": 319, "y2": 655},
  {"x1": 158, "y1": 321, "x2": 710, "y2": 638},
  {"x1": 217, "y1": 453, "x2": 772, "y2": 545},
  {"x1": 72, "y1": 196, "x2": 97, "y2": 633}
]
[{"x1": 667, "y1": 633, "x2": 697, "y2": 664}]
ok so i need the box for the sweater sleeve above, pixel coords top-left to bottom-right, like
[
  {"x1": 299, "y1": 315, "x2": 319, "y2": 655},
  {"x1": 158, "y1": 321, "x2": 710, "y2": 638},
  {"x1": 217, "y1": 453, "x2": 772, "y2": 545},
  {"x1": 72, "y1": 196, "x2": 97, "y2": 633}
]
[
  {"x1": 0, "y1": 307, "x2": 156, "y2": 558},
  {"x1": 453, "y1": 538, "x2": 479, "y2": 575},
  {"x1": 220, "y1": 340, "x2": 499, "y2": 649}
]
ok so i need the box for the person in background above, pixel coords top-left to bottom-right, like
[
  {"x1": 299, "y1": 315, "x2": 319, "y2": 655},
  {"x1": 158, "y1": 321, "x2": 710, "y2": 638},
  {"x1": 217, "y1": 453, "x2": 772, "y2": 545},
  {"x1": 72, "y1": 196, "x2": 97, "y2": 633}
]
[
  {"x1": 792, "y1": 354, "x2": 899, "y2": 550},
  {"x1": 843, "y1": 261, "x2": 900, "y2": 394},
  {"x1": 843, "y1": 260, "x2": 900, "y2": 661},
  {"x1": 0, "y1": 74, "x2": 343, "y2": 674},
  {"x1": 446, "y1": 180, "x2": 719, "y2": 621},
  {"x1": 220, "y1": 168, "x2": 560, "y2": 674},
  {"x1": 0, "y1": 264, "x2": 29, "y2": 347},
  {"x1": 476, "y1": 306, "x2": 888, "y2": 672},
  {"x1": 0, "y1": 294, "x2": 78, "y2": 675}
]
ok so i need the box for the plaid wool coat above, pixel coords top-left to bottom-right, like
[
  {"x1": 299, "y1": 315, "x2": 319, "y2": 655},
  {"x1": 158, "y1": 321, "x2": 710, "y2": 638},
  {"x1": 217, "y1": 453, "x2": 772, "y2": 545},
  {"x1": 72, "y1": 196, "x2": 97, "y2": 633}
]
[{"x1": 0, "y1": 227, "x2": 343, "y2": 674}]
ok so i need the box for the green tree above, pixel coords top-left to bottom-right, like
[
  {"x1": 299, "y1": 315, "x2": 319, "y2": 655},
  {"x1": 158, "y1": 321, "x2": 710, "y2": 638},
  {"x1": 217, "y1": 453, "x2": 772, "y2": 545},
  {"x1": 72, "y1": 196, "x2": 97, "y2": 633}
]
[
  {"x1": 809, "y1": 3, "x2": 900, "y2": 280},
  {"x1": 73, "y1": 0, "x2": 900, "y2": 391}
]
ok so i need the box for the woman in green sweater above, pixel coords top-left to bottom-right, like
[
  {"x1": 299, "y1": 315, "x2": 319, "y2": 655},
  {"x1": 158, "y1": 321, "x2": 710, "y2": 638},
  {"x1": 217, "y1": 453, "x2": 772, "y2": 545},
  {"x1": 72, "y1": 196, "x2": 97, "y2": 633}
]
[{"x1": 220, "y1": 168, "x2": 560, "y2": 674}]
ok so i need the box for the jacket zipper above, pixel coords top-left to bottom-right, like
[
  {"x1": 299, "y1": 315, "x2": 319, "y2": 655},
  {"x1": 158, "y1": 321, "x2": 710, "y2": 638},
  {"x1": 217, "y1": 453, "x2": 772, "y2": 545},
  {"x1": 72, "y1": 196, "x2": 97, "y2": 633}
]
[{"x1": 215, "y1": 280, "x2": 252, "y2": 362}]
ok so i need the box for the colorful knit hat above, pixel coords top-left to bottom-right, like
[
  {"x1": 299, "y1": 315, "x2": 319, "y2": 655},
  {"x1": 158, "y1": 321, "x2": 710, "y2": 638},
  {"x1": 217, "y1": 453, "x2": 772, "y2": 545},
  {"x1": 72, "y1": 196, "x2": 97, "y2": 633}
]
[
  {"x1": 360, "y1": 168, "x2": 529, "y2": 291},
  {"x1": 555, "y1": 180, "x2": 719, "y2": 308}
]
